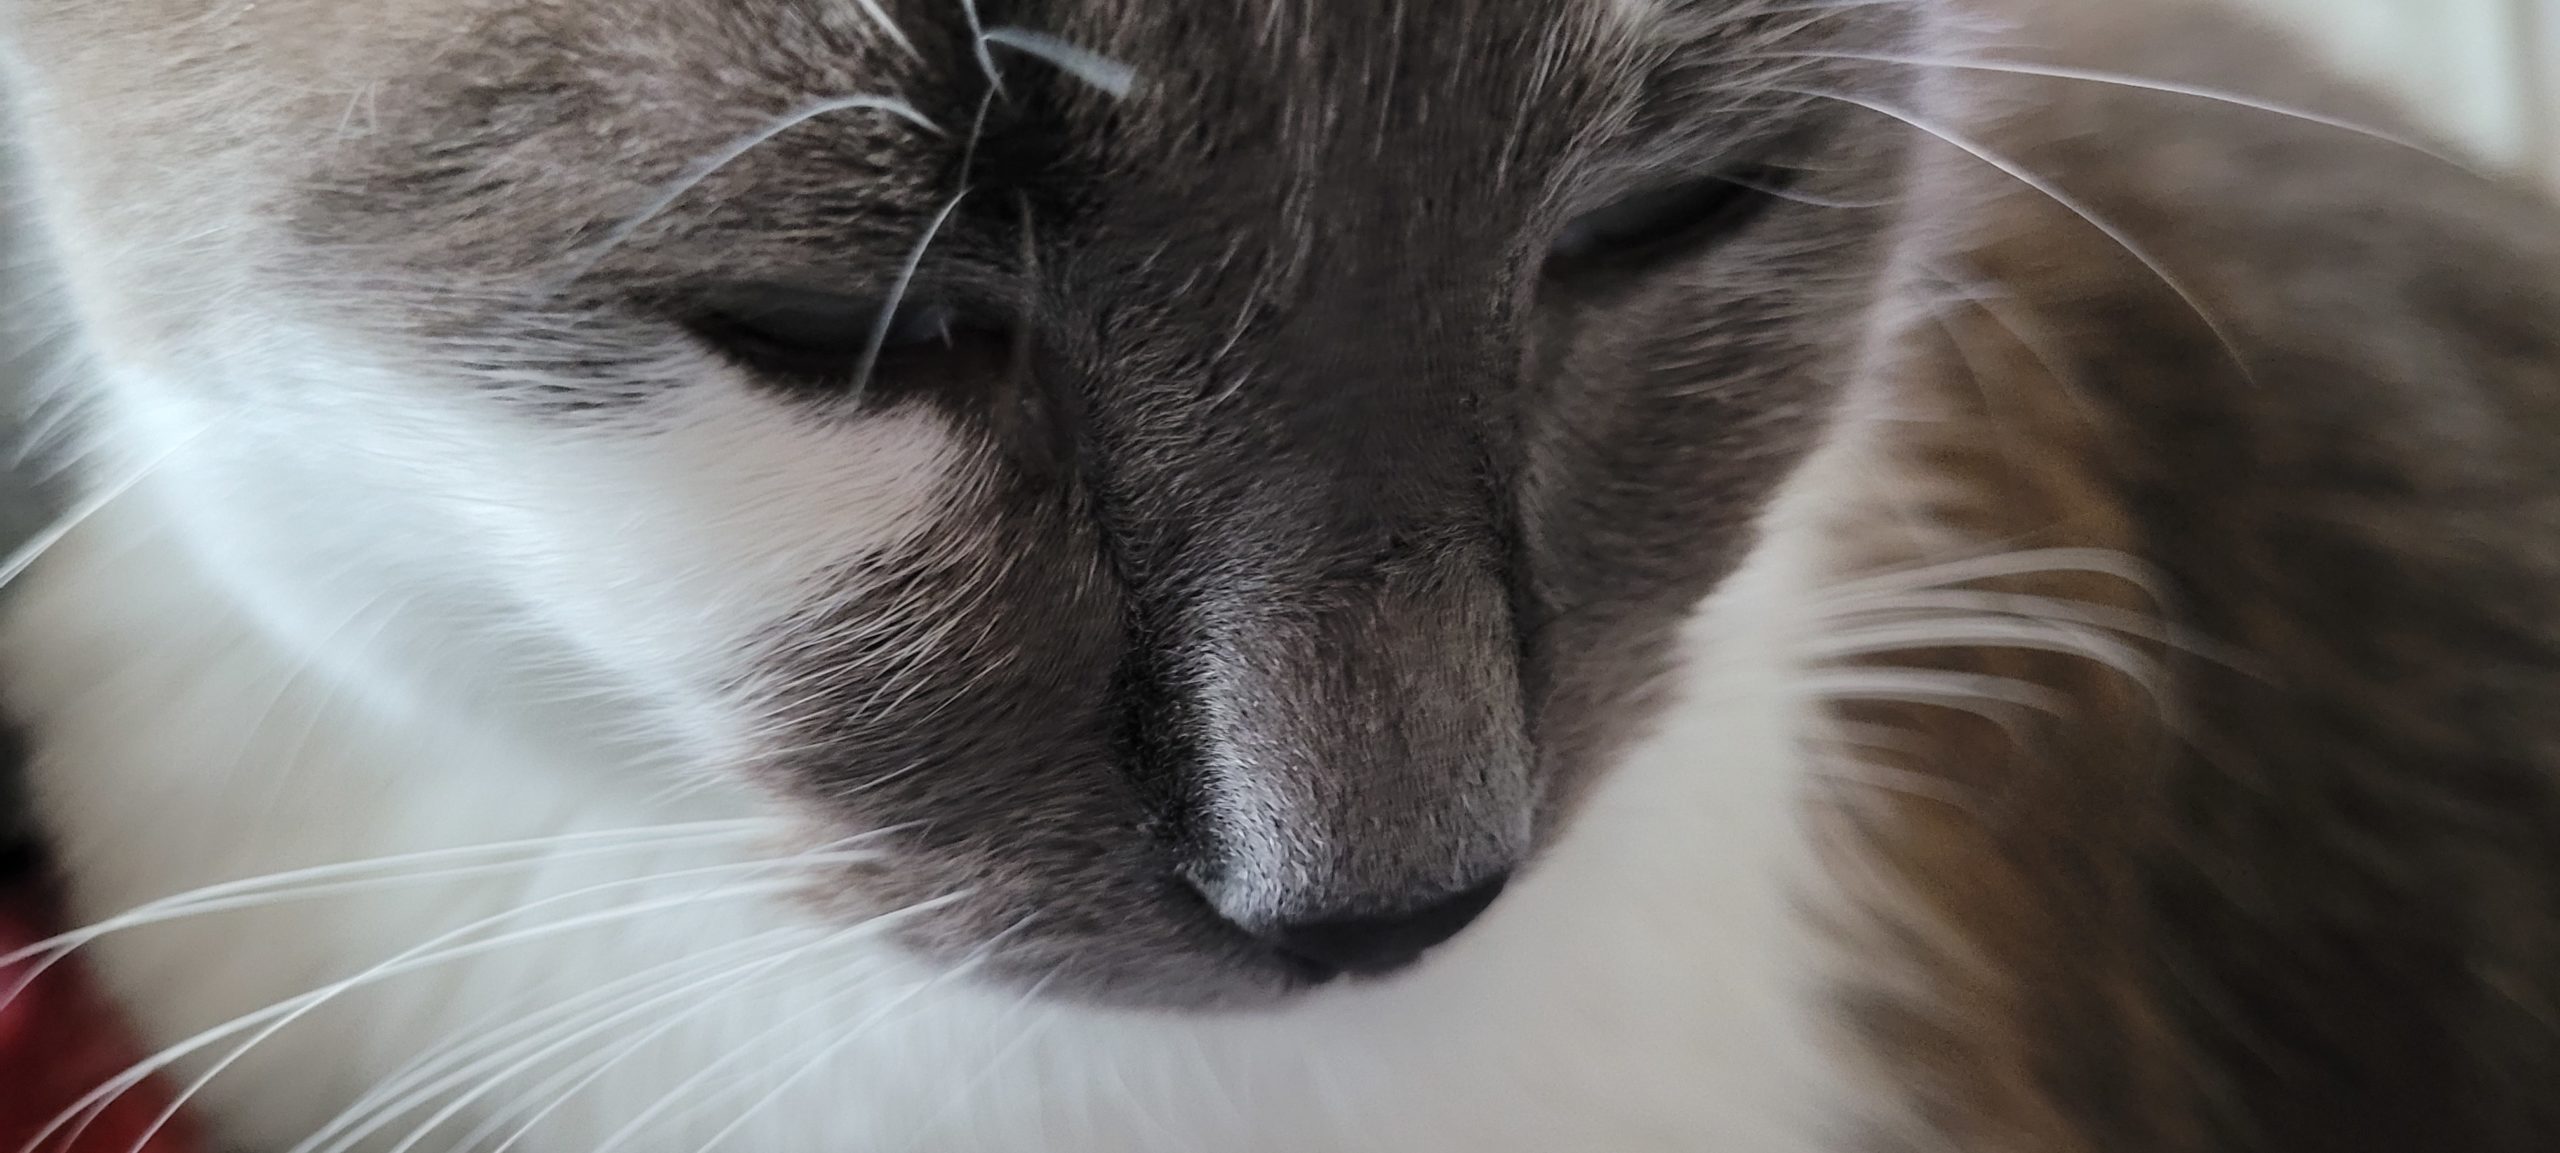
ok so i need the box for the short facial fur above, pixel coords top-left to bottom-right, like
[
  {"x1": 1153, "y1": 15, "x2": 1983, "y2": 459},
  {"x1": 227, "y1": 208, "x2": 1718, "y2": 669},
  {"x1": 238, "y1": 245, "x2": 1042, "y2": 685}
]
[{"x1": 0, "y1": 0, "x2": 1932, "y2": 1003}]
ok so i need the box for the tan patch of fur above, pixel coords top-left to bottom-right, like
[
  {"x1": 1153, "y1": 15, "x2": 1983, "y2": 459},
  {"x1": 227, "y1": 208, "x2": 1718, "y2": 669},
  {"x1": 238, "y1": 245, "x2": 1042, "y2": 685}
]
[{"x1": 1818, "y1": 213, "x2": 2200, "y2": 1151}]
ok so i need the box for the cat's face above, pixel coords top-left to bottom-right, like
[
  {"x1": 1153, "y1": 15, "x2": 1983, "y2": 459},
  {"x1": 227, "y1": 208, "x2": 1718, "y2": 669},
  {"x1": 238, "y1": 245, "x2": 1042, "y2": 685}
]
[{"x1": 6, "y1": 0, "x2": 1928, "y2": 1005}]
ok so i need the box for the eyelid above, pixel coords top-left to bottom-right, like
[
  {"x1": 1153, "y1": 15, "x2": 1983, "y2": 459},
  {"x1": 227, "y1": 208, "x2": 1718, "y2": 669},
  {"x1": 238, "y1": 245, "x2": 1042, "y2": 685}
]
[{"x1": 1541, "y1": 164, "x2": 1793, "y2": 275}]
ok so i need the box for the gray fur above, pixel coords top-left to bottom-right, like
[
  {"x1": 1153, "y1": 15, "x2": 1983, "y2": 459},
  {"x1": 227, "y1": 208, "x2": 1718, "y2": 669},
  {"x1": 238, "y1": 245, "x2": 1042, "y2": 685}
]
[
  {"x1": 204, "y1": 0, "x2": 1929, "y2": 1003},
  {"x1": 15, "y1": 0, "x2": 2560, "y2": 1146}
]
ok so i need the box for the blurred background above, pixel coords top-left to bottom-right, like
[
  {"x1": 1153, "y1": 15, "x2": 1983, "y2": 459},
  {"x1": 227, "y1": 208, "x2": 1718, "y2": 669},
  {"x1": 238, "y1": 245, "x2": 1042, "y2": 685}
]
[{"x1": 2237, "y1": 0, "x2": 2556, "y2": 185}]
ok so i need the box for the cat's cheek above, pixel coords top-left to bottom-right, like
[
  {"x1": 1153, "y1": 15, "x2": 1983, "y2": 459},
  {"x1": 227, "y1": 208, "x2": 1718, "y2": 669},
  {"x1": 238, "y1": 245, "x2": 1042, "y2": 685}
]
[{"x1": 490, "y1": 393, "x2": 979, "y2": 719}]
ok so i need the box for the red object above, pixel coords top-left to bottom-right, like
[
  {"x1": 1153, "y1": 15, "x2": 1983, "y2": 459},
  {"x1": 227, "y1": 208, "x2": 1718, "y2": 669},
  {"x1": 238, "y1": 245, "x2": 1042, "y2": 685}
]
[{"x1": 0, "y1": 873, "x2": 207, "y2": 1153}]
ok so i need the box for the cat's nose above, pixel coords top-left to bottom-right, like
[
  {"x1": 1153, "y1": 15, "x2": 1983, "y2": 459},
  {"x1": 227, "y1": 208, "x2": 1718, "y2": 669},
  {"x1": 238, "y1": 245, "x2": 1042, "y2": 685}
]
[{"x1": 1263, "y1": 874, "x2": 1511, "y2": 977}]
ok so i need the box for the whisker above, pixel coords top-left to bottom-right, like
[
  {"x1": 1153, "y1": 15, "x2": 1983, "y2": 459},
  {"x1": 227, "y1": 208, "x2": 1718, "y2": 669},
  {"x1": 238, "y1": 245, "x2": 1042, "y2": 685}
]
[
  {"x1": 886, "y1": 975, "x2": 1061, "y2": 1153},
  {"x1": 299, "y1": 926, "x2": 804, "y2": 1153},
  {"x1": 849, "y1": 0, "x2": 923, "y2": 63},
  {"x1": 2, "y1": 821, "x2": 776, "y2": 988},
  {"x1": 1784, "y1": 87, "x2": 2261, "y2": 389},
  {"x1": 102, "y1": 873, "x2": 837, "y2": 1153},
  {"x1": 1824, "y1": 587, "x2": 2162, "y2": 635},
  {"x1": 580, "y1": 973, "x2": 893, "y2": 1152},
  {"x1": 1804, "y1": 617, "x2": 2163, "y2": 696},
  {"x1": 1818, "y1": 546, "x2": 2165, "y2": 602},
  {"x1": 571, "y1": 922, "x2": 943, "y2": 1153},
  {"x1": 380, "y1": 900, "x2": 947, "y2": 1153},
  {"x1": 304, "y1": 825, "x2": 917, "y2": 1151},
  {"x1": 1800, "y1": 667, "x2": 2069, "y2": 716},
  {"x1": 687, "y1": 913, "x2": 1038, "y2": 1153},
  {"x1": 958, "y1": 0, "x2": 1003, "y2": 95},
  {"x1": 1922, "y1": 258, "x2": 2108, "y2": 426},
  {"x1": 850, "y1": 189, "x2": 971, "y2": 402},
  {"x1": 983, "y1": 27, "x2": 1140, "y2": 98},
  {"x1": 1767, "y1": 50, "x2": 2469, "y2": 170},
  {"x1": 1745, "y1": 0, "x2": 1928, "y2": 16},
  {"x1": 551, "y1": 95, "x2": 942, "y2": 287},
  {"x1": 0, "y1": 421, "x2": 216, "y2": 593},
  {"x1": 1820, "y1": 587, "x2": 2256, "y2": 672},
  {"x1": 35, "y1": 853, "x2": 866, "y2": 1153},
  {"x1": 1811, "y1": 718, "x2": 1932, "y2": 757},
  {"x1": 1809, "y1": 753, "x2": 1982, "y2": 813}
]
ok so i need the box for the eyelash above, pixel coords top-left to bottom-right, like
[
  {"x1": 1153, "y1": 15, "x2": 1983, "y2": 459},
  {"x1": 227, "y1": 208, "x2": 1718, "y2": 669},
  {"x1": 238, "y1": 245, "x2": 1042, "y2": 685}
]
[
  {"x1": 1542, "y1": 164, "x2": 1797, "y2": 279},
  {"x1": 675, "y1": 160, "x2": 1800, "y2": 392},
  {"x1": 683, "y1": 288, "x2": 1004, "y2": 397}
]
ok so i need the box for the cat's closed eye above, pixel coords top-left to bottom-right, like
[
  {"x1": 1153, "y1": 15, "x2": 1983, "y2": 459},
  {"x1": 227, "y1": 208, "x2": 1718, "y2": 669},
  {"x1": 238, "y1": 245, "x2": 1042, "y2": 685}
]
[
  {"x1": 683, "y1": 284, "x2": 1010, "y2": 398},
  {"x1": 1543, "y1": 166, "x2": 1792, "y2": 278}
]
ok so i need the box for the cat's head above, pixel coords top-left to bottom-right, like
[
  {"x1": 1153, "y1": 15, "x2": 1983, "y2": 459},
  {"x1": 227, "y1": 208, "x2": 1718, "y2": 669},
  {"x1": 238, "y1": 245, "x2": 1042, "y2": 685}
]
[{"x1": 4, "y1": 0, "x2": 1934, "y2": 1005}]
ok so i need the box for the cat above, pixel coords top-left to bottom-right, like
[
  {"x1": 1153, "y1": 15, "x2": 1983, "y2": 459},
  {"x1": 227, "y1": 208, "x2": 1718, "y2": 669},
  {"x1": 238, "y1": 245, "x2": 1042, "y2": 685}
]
[{"x1": 3, "y1": 0, "x2": 2557, "y2": 1149}]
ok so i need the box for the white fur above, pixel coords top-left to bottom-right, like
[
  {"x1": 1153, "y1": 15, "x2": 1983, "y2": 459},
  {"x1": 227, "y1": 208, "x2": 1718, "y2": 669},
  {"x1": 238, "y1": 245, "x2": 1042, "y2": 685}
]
[{"x1": 6, "y1": 388, "x2": 1886, "y2": 1152}]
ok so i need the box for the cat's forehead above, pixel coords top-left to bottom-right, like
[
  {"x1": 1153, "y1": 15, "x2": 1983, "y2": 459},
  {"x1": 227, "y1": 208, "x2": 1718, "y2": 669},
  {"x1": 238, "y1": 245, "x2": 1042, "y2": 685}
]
[{"x1": 257, "y1": 0, "x2": 1892, "y2": 280}]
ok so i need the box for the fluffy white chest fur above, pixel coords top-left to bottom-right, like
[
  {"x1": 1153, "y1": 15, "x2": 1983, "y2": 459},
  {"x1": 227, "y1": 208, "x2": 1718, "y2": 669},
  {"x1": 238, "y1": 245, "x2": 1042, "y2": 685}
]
[{"x1": 2, "y1": 409, "x2": 1874, "y2": 1152}]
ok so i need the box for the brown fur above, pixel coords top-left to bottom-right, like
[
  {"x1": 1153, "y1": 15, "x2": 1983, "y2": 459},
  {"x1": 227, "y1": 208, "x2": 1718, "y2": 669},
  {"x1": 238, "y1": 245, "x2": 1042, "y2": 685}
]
[{"x1": 1830, "y1": 5, "x2": 2560, "y2": 1148}]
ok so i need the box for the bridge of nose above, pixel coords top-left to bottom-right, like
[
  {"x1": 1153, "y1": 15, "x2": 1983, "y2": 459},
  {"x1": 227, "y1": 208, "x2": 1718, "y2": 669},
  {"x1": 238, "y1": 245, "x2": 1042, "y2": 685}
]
[
  {"x1": 1174, "y1": 550, "x2": 1535, "y2": 933},
  {"x1": 1073, "y1": 100, "x2": 1538, "y2": 935}
]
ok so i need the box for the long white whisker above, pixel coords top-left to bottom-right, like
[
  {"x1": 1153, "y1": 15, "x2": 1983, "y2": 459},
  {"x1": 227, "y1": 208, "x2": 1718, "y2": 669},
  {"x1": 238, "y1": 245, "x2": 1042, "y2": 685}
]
[
  {"x1": 0, "y1": 422, "x2": 214, "y2": 592},
  {"x1": 35, "y1": 853, "x2": 864, "y2": 1153},
  {"x1": 468, "y1": 905, "x2": 950, "y2": 1153},
  {"x1": 982, "y1": 27, "x2": 1139, "y2": 98},
  {"x1": 1819, "y1": 546, "x2": 2165, "y2": 601},
  {"x1": 1820, "y1": 588, "x2": 2256, "y2": 672},
  {"x1": 1808, "y1": 754, "x2": 1981, "y2": 812},
  {"x1": 1787, "y1": 87, "x2": 2261, "y2": 388},
  {"x1": 888, "y1": 976, "x2": 1061, "y2": 1153},
  {"x1": 849, "y1": 0, "x2": 923, "y2": 62},
  {"x1": 1769, "y1": 50, "x2": 2468, "y2": 169},
  {"x1": 1, "y1": 821, "x2": 775, "y2": 989},
  {"x1": 1811, "y1": 718, "x2": 1932, "y2": 757},
  {"x1": 574, "y1": 910, "x2": 955, "y2": 1153},
  {"x1": 850, "y1": 188, "x2": 971, "y2": 401},
  {"x1": 689, "y1": 914, "x2": 1037, "y2": 1153},
  {"x1": 1805, "y1": 618, "x2": 2162, "y2": 693},
  {"x1": 585, "y1": 969, "x2": 892, "y2": 1150},
  {"x1": 114, "y1": 867, "x2": 848, "y2": 1153},
  {"x1": 553, "y1": 95, "x2": 942, "y2": 286},
  {"x1": 1800, "y1": 668, "x2": 2068, "y2": 716},
  {"x1": 1825, "y1": 587, "x2": 2165, "y2": 636},
  {"x1": 381, "y1": 901, "x2": 945, "y2": 1153},
  {"x1": 958, "y1": 0, "x2": 1003, "y2": 94},
  {"x1": 294, "y1": 926, "x2": 807, "y2": 1153},
  {"x1": 306, "y1": 826, "x2": 915, "y2": 1150}
]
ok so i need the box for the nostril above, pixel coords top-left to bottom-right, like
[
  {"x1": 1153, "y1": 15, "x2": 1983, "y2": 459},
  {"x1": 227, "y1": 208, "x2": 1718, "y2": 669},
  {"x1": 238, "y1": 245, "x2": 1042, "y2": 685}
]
[{"x1": 1265, "y1": 874, "x2": 1511, "y2": 977}]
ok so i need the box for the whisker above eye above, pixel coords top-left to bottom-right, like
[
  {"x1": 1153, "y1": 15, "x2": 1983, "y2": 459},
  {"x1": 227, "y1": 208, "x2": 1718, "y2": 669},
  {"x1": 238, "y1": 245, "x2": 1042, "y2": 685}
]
[
  {"x1": 1759, "y1": 49, "x2": 2472, "y2": 172},
  {"x1": 549, "y1": 94, "x2": 944, "y2": 290},
  {"x1": 850, "y1": 189, "x2": 974, "y2": 404},
  {"x1": 849, "y1": 0, "x2": 923, "y2": 64},
  {"x1": 1782, "y1": 86, "x2": 2261, "y2": 391},
  {"x1": 983, "y1": 27, "x2": 1141, "y2": 99}
]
